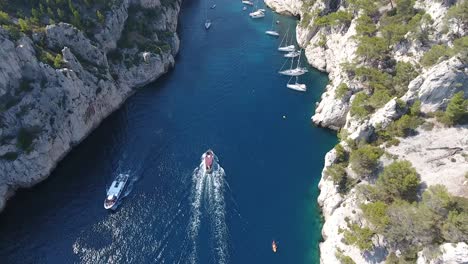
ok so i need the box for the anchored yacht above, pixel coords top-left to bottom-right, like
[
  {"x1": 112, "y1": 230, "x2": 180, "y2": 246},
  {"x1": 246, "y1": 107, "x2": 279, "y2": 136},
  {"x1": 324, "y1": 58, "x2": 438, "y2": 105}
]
[
  {"x1": 287, "y1": 76, "x2": 307, "y2": 92},
  {"x1": 104, "y1": 174, "x2": 129, "y2": 210}
]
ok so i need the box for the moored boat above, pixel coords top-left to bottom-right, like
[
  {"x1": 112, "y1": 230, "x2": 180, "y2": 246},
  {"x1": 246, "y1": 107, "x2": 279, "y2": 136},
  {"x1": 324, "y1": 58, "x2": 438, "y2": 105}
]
[
  {"x1": 242, "y1": 0, "x2": 253, "y2": 5},
  {"x1": 104, "y1": 174, "x2": 130, "y2": 210},
  {"x1": 287, "y1": 76, "x2": 307, "y2": 92},
  {"x1": 284, "y1": 50, "x2": 300, "y2": 58},
  {"x1": 265, "y1": 30, "x2": 279, "y2": 36}
]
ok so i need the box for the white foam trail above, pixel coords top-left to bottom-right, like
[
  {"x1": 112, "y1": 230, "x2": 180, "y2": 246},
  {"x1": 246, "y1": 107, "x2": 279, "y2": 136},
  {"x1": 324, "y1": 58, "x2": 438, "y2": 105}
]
[
  {"x1": 188, "y1": 167, "x2": 206, "y2": 263},
  {"x1": 187, "y1": 153, "x2": 229, "y2": 264},
  {"x1": 207, "y1": 167, "x2": 229, "y2": 264}
]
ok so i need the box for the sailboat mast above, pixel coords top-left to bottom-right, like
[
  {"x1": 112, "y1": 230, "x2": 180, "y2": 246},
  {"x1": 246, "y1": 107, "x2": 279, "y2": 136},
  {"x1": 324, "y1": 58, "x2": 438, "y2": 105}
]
[
  {"x1": 279, "y1": 28, "x2": 288, "y2": 48},
  {"x1": 296, "y1": 49, "x2": 302, "y2": 68}
]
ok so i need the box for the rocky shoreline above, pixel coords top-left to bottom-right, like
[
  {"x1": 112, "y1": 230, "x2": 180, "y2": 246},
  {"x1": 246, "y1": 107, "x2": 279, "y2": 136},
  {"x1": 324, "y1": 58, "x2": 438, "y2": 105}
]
[
  {"x1": 0, "y1": 0, "x2": 181, "y2": 211},
  {"x1": 266, "y1": 0, "x2": 467, "y2": 263}
]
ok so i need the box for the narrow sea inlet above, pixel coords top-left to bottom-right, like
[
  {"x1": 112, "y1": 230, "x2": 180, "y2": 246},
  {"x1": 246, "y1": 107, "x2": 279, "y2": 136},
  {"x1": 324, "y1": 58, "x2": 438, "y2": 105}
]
[{"x1": 0, "y1": 1, "x2": 336, "y2": 263}]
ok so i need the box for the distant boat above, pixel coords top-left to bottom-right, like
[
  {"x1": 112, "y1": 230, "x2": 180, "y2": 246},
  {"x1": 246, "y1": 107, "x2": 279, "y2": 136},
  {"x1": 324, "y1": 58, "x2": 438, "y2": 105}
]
[
  {"x1": 249, "y1": 9, "x2": 265, "y2": 18},
  {"x1": 104, "y1": 174, "x2": 129, "y2": 210},
  {"x1": 265, "y1": 30, "x2": 279, "y2": 36},
  {"x1": 265, "y1": 14, "x2": 279, "y2": 37},
  {"x1": 272, "y1": 240, "x2": 278, "y2": 253},
  {"x1": 249, "y1": 0, "x2": 265, "y2": 18},
  {"x1": 204, "y1": 0, "x2": 211, "y2": 30},
  {"x1": 243, "y1": 6, "x2": 247, "y2": 10},
  {"x1": 278, "y1": 27, "x2": 295, "y2": 52},
  {"x1": 210, "y1": 4, "x2": 216, "y2": 9},
  {"x1": 284, "y1": 50, "x2": 300, "y2": 58},
  {"x1": 242, "y1": 0, "x2": 253, "y2": 5},
  {"x1": 287, "y1": 76, "x2": 307, "y2": 92},
  {"x1": 205, "y1": 20, "x2": 212, "y2": 29},
  {"x1": 279, "y1": 49, "x2": 308, "y2": 76}
]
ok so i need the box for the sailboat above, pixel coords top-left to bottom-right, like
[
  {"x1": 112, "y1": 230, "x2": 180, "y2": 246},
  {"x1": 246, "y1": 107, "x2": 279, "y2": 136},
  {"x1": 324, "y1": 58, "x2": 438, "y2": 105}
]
[
  {"x1": 278, "y1": 28, "x2": 295, "y2": 52},
  {"x1": 287, "y1": 76, "x2": 307, "y2": 92},
  {"x1": 249, "y1": 0, "x2": 265, "y2": 18},
  {"x1": 265, "y1": 14, "x2": 279, "y2": 37},
  {"x1": 278, "y1": 49, "x2": 308, "y2": 76},
  {"x1": 204, "y1": 0, "x2": 211, "y2": 29}
]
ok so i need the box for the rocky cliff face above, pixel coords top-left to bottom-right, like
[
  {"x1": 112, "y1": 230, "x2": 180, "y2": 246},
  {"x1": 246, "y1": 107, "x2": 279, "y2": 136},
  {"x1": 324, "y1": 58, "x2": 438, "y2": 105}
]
[
  {"x1": 266, "y1": 0, "x2": 468, "y2": 263},
  {"x1": 0, "y1": 0, "x2": 181, "y2": 211}
]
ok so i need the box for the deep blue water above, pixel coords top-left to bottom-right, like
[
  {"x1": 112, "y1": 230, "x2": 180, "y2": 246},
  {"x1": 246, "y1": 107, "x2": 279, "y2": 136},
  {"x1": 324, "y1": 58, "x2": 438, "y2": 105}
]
[{"x1": 0, "y1": 1, "x2": 336, "y2": 263}]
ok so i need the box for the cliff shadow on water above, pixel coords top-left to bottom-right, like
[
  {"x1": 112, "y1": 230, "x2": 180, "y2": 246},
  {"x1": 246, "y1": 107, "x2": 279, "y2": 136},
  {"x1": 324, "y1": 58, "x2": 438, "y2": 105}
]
[{"x1": 0, "y1": 0, "x2": 336, "y2": 263}]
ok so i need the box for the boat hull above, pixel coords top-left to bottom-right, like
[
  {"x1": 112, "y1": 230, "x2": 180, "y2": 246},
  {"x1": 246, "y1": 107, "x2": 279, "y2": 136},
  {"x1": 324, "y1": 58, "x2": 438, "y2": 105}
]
[
  {"x1": 278, "y1": 68, "x2": 308, "y2": 76},
  {"x1": 265, "y1": 31, "x2": 279, "y2": 37},
  {"x1": 278, "y1": 45, "x2": 295, "y2": 52},
  {"x1": 287, "y1": 83, "x2": 307, "y2": 92}
]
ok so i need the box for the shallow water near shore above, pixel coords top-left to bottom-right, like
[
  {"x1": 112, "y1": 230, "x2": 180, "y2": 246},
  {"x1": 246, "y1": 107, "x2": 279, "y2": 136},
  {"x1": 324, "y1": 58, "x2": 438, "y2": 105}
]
[{"x1": 0, "y1": 1, "x2": 336, "y2": 263}]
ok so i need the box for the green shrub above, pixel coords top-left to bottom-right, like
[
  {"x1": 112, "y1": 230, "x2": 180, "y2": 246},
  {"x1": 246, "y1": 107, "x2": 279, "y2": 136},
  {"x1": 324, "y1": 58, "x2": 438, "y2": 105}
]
[
  {"x1": 355, "y1": 14, "x2": 376, "y2": 36},
  {"x1": 17, "y1": 128, "x2": 37, "y2": 152},
  {"x1": 0, "y1": 10, "x2": 10, "y2": 24},
  {"x1": 335, "y1": 249, "x2": 357, "y2": 264},
  {"x1": 350, "y1": 92, "x2": 371, "y2": 118},
  {"x1": 376, "y1": 161, "x2": 420, "y2": 202},
  {"x1": 369, "y1": 89, "x2": 392, "y2": 109},
  {"x1": 315, "y1": 11, "x2": 353, "y2": 27},
  {"x1": 350, "y1": 145, "x2": 383, "y2": 177},
  {"x1": 335, "y1": 83, "x2": 349, "y2": 99},
  {"x1": 437, "y1": 91, "x2": 468, "y2": 126},
  {"x1": 1, "y1": 152, "x2": 18, "y2": 161},
  {"x1": 356, "y1": 36, "x2": 390, "y2": 62},
  {"x1": 420, "y1": 44, "x2": 450, "y2": 67},
  {"x1": 361, "y1": 201, "x2": 389, "y2": 232},
  {"x1": 343, "y1": 223, "x2": 375, "y2": 250},
  {"x1": 393, "y1": 61, "x2": 418, "y2": 96}
]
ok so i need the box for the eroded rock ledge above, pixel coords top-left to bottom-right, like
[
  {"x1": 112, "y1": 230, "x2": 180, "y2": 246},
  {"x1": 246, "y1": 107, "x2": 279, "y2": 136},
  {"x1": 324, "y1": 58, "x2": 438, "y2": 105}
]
[
  {"x1": 266, "y1": 0, "x2": 468, "y2": 263},
  {"x1": 0, "y1": 0, "x2": 182, "y2": 211}
]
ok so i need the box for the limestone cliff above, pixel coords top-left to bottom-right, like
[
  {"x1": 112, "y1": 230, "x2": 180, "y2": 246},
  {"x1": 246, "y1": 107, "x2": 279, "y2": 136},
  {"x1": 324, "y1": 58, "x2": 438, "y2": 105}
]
[
  {"x1": 0, "y1": 0, "x2": 181, "y2": 211},
  {"x1": 266, "y1": 0, "x2": 468, "y2": 263}
]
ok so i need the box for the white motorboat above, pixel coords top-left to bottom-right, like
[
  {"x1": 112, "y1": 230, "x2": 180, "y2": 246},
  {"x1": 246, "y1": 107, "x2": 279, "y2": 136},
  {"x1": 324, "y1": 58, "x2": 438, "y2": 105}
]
[
  {"x1": 265, "y1": 30, "x2": 279, "y2": 36},
  {"x1": 278, "y1": 45, "x2": 295, "y2": 52},
  {"x1": 265, "y1": 15, "x2": 279, "y2": 37},
  {"x1": 249, "y1": 0, "x2": 265, "y2": 18},
  {"x1": 210, "y1": 4, "x2": 216, "y2": 9},
  {"x1": 242, "y1": 0, "x2": 253, "y2": 5},
  {"x1": 104, "y1": 173, "x2": 130, "y2": 210},
  {"x1": 249, "y1": 10, "x2": 265, "y2": 18},
  {"x1": 284, "y1": 50, "x2": 300, "y2": 58},
  {"x1": 287, "y1": 76, "x2": 307, "y2": 92},
  {"x1": 243, "y1": 6, "x2": 247, "y2": 10}
]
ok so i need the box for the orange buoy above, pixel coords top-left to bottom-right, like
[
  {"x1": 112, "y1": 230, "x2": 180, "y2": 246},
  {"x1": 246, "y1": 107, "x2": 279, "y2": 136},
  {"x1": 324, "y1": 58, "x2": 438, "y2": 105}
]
[{"x1": 272, "y1": 240, "x2": 278, "y2": 253}]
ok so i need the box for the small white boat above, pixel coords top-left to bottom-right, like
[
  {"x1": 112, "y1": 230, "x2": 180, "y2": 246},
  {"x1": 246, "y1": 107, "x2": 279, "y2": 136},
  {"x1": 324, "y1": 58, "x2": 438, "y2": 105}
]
[
  {"x1": 279, "y1": 67, "x2": 308, "y2": 76},
  {"x1": 249, "y1": 10, "x2": 265, "y2": 18},
  {"x1": 210, "y1": 4, "x2": 216, "y2": 9},
  {"x1": 287, "y1": 76, "x2": 307, "y2": 92},
  {"x1": 278, "y1": 45, "x2": 295, "y2": 52},
  {"x1": 205, "y1": 19, "x2": 212, "y2": 29},
  {"x1": 242, "y1": 0, "x2": 253, "y2": 5},
  {"x1": 284, "y1": 50, "x2": 300, "y2": 58},
  {"x1": 278, "y1": 27, "x2": 295, "y2": 52},
  {"x1": 104, "y1": 174, "x2": 130, "y2": 210},
  {"x1": 265, "y1": 30, "x2": 279, "y2": 36},
  {"x1": 243, "y1": 6, "x2": 247, "y2": 10},
  {"x1": 265, "y1": 15, "x2": 279, "y2": 37}
]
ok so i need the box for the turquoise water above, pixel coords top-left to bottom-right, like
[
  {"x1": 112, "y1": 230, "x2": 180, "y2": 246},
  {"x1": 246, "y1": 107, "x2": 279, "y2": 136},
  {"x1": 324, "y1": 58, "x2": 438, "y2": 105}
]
[{"x1": 0, "y1": 1, "x2": 336, "y2": 263}]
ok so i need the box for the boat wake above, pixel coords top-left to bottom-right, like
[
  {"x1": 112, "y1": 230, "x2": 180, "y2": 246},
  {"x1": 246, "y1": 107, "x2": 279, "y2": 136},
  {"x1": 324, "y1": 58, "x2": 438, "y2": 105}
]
[{"x1": 188, "y1": 153, "x2": 229, "y2": 264}]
